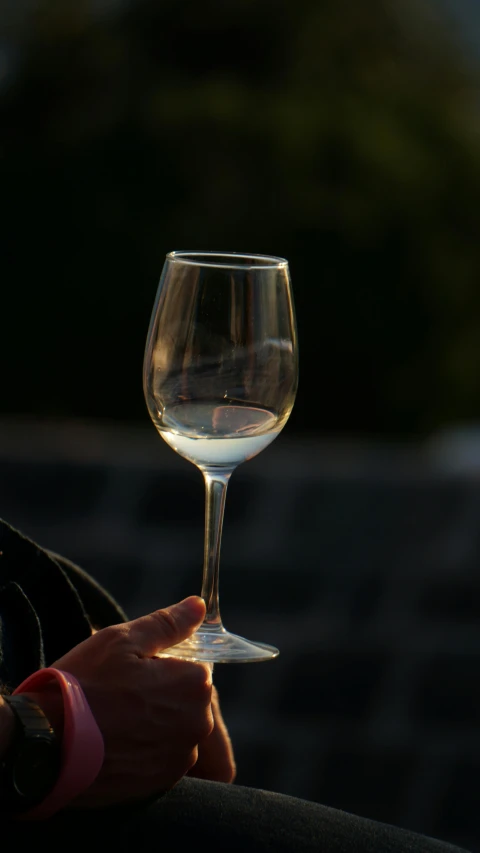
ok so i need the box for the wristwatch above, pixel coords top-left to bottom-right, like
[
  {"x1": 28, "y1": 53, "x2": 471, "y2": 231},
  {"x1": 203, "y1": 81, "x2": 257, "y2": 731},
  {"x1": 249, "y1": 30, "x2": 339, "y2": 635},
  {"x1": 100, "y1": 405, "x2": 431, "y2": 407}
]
[{"x1": 0, "y1": 694, "x2": 61, "y2": 812}]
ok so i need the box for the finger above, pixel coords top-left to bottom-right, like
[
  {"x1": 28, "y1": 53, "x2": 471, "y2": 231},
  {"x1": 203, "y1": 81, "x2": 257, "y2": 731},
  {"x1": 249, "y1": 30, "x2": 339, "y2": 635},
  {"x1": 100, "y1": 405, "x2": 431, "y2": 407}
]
[
  {"x1": 125, "y1": 597, "x2": 206, "y2": 656},
  {"x1": 187, "y1": 719, "x2": 236, "y2": 782},
  {"x1": 188, "y1": 686, "x2": 236, "y2": 783}
]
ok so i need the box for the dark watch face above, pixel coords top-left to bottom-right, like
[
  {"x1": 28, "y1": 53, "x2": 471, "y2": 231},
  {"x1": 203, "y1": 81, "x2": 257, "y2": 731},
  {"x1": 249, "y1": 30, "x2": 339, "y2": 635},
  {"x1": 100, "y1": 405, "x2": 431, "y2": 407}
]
[{"x1": 13, "y1": 738, "x2": 60, "y2": 802}]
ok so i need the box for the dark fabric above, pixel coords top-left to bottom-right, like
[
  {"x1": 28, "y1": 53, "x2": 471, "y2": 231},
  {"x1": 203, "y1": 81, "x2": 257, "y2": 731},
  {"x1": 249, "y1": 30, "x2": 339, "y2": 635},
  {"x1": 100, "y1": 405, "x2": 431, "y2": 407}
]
[
  {"x1": 7, "y1": 778, "x2": 472, "y2": 852},
  {"x1": 0, "y1": 581, "x2": 44, "y2": 691},
  {"x1": 47, "y1": 551, "x2": 128, "y2": 629},
  {"x1": 0, "y1": 518, "x2": 127, "y2": 691}
]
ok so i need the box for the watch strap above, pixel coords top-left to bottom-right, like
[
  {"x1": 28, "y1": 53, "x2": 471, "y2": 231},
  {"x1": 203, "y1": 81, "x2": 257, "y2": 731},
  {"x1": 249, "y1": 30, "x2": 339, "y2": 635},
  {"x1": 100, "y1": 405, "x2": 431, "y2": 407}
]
[
  {"x1": 0, "y1": 695, "x2": 60, "y2": 811},
  {"x1": 3, "y1": 694, "x2": 56, "y2": 737},
  {"x1": 13, "y1": 668, "x2": 104, "y2": 819}
]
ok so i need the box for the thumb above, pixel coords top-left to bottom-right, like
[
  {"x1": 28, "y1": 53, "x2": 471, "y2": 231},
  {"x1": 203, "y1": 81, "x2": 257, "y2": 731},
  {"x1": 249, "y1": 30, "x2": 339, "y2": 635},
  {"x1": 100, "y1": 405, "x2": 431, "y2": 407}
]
[{"x1": 125, "y1": 596, "x2": 206, "y2": 657}]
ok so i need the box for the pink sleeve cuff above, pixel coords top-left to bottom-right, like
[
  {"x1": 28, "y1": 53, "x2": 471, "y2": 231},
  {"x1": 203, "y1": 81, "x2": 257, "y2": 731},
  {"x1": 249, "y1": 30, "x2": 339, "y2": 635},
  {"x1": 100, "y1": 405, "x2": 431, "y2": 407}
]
[{"x1": 13, "y1": 667, "x2": 104, "y2": 819}]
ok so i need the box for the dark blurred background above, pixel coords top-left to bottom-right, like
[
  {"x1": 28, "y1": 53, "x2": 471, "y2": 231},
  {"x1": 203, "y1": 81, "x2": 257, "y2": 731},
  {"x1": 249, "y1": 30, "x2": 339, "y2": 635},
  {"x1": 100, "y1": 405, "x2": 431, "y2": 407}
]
[{"x1": 1, "y1": 1, "x2": 480, "y2": 850}]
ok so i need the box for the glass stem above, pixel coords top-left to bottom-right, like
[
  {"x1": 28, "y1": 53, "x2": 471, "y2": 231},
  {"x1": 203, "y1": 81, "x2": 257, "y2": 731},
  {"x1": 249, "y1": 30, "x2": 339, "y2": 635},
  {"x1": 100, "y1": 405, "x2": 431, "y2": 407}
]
[{"x1": 200, "y1": 468, "x2": 233, "y2": 629}]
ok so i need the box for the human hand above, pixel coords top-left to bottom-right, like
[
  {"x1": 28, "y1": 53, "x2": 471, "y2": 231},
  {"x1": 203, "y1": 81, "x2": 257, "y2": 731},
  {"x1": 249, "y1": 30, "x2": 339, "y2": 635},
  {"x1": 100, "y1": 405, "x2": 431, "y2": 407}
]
[
  {"x1": 187, "y1": 683, "x2": 236, "y2": 783},
  {"x1": 47, "y1": 596, "x2": 214, "y2": 808}
]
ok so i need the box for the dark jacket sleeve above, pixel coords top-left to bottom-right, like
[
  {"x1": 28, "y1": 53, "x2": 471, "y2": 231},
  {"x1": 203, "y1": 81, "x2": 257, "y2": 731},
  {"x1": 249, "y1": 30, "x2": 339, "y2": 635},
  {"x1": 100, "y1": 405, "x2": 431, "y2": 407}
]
[
  {"x1": 0, "y1": 518, "x2": 127, "y2": 692},
  {"x1": 47, "y1": 551, "x2": 128, "y2": 629}
]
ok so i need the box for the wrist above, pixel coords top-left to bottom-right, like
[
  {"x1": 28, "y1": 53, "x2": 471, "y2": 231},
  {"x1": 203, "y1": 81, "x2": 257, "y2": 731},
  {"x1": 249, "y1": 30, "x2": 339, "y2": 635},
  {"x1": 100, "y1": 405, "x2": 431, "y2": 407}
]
[{"x1": 0, "y1": 698, "x2": 15, "y2": 759}]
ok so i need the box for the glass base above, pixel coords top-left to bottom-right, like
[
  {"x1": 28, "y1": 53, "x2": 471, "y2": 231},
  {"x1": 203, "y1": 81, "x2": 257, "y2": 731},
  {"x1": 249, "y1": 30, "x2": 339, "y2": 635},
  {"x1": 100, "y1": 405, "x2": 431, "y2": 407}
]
[{"x1": 158, "y1": 626, "x2": 279, "y2": 663}]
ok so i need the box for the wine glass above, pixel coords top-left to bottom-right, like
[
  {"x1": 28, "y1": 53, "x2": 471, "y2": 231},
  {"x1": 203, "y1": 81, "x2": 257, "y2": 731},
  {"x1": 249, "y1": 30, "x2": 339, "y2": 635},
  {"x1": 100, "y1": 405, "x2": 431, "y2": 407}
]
[{"x1": 143, "y1": 251, "x2": 298, "y2": 663}]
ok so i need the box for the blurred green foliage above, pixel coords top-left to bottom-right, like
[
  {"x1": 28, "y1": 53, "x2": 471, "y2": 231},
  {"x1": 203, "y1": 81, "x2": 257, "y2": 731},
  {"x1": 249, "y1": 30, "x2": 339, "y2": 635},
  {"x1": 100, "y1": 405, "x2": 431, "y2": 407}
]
[{"x1": 1, "y1": 0, "x2": 479, "y2": 437}]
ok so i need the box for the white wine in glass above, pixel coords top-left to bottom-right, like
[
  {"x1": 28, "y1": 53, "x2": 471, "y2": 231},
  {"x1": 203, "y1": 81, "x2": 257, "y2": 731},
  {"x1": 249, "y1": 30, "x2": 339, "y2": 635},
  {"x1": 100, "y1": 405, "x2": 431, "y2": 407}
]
[{"x1": 143, "y1": 251, "x2": 298, "y2": 663}]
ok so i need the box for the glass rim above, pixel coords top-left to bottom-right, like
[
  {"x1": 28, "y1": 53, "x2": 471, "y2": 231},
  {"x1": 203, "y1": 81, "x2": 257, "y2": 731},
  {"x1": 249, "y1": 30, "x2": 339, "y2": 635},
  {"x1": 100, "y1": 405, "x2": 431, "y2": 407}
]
[{"x1": 166, "y1": 250, "x2": 289, "y2": 270}]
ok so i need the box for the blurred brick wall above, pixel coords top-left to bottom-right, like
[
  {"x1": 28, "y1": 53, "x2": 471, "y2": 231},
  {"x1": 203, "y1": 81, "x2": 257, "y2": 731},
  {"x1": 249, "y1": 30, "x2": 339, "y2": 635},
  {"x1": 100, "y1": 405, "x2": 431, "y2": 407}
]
[{"x1": 0, "y1": 418, "x2": 478, "y2": 852}]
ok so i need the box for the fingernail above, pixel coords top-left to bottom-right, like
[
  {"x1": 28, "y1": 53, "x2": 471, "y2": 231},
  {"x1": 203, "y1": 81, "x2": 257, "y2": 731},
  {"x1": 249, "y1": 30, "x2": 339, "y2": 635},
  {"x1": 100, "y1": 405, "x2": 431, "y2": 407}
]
[{"x1": 178, "y1": 596, "x2": 205, "y2": 619}]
